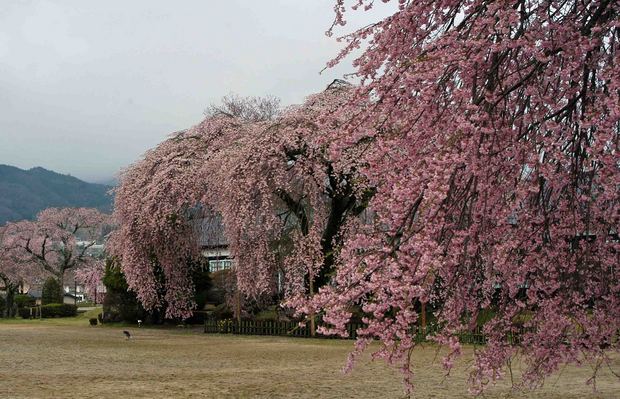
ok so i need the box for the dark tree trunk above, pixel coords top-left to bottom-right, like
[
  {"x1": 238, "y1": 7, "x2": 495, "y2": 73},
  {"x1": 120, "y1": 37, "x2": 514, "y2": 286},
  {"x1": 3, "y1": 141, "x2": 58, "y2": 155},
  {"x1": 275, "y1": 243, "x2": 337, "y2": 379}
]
[
  {"x1": 3, "y1": 283, "x2": 16, "y2": 318},
  {"x1": 316, "y1": 193, "x2": 354, "y2": 289},
  {"x1": 56, "y1": 268, "x2": 66, "y2": 304}
]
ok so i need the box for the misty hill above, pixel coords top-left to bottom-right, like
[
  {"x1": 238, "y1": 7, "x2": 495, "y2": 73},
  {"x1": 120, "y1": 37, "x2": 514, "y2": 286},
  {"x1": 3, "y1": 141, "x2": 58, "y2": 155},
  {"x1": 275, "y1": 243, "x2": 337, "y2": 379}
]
[
  {"x1": 0, "y1": 165, "x2": 113, "y2": 225},
  {"x1": 95, "y1": 177, "x2": 118, "y2": 187}
]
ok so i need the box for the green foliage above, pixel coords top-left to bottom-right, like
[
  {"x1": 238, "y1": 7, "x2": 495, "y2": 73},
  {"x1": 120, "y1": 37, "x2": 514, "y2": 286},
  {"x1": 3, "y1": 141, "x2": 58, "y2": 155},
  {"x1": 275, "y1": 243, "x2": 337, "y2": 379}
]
[
  {"x1": 101, "y1": 257, "x2": 216, "y2": 324},
  {"x1": 191, "y1": 263, "x2": 212, "y2": 311},
  {"x1": 476, "y1": 308, "x2": 497, "y2": 327},
  {"x1": 42, "y1": 277, "x2": 63, "y2": 305},
  {"x1": 40, "y1": 304, "x2": 77, "y2": 318},
  {"x1": 213, "y1": 303, "x2": 233, "y2": 320},
  {"x1": 102, "y1": 258, "x2": 146, "y2": 323},
  {"x1": 177, "y1": 261, "x2": 214, "y2": 324},
  {"x1": 207, "y1": 269, "x2": 230, "y2": 305},
  {"x1": 18, "y1": 304, "x2": 76, "y2": 319},
  {"x1": 18, "y1": 307, "x2": 32, "y2": 319},
  {"x1": 102, "y1": 257, "x2": 215, "y2": 324},
  {"x1": 255, "y1": 306, "x2": 279, "y2": 321},
  {"x1": 0, "y1": 295, "x2": 5, "y2": 315},
  {"x1": 14, "y1": 294, "x2": 35, "y2": 309},
  {"x1": 102, "y1": 258, "x2": 129, "y2": 291}
]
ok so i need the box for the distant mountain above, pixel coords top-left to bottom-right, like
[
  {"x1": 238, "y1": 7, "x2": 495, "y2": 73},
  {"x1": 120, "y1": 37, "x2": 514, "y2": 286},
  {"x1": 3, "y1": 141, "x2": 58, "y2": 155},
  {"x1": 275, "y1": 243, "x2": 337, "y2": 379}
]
[
  {"x1": 0, "y1": 165, "x2": 113, "y2": 225},
  {"x1": 94, "y1": 177, "x2": 118, "y2": 187}
]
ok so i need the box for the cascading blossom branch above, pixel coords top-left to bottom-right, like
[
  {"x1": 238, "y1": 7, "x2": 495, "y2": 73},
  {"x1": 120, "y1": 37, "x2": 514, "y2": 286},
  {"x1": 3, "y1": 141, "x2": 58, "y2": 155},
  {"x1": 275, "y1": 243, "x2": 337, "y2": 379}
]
[
  {"x1": 312, "y1": 0, "x2": 620, "y2": 394},
  {"x1": 207, "y1": 83, "x2": 371, "y2": 304},
  {"x1": 110, "y1": 118, "x2": 245, "y2": 319},
  {"x1": 111, "y1": 84, "x2": 372, "y2": 321},
  {"x1": 74, "y1": 262, "x2": 105, "y2": 303}
]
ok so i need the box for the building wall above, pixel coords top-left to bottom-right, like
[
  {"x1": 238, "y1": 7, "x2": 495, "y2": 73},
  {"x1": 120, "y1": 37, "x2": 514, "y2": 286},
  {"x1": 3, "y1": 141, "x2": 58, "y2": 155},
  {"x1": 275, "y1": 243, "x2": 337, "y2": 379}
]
[{"x1": 202, "y1": 247, "x2": 233, "y2": 272}]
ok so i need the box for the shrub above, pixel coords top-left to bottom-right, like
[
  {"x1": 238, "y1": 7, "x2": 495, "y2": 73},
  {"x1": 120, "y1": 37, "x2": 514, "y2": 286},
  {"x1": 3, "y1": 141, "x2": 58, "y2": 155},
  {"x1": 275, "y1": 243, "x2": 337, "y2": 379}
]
[
  {"x1": 192, "y1": 265, "x2": 213, "y2": 310},
  {"x1": 102, "y1": 259, "x2": 148, "y2": 323},
  {"x1": 89, "y1": 318, "x2": 98, "y2": 326},
  {"x1": 14, "y1": 294, "x2": 36, "y2": 309},
  {"x1": 214, "y1": 303, "x2": 233, "y2": 320},
  {"x1": 19, "y1": 307, "x2": 33, "y2": 319},
  {"x1": 42, "y1": 277, "x2": 63, "y2": 305},
  {"x1": 103, "y1": 290, "x2": 144, "y2": 322},
  {"x1": 255, "y1": 306, "x2": 279, "y2": 321},
  {"x1": 40, "y1": 304, "x2": 77, "y2": 318},
  {"x1": 0, "y1": 295, "x2": 5, "y2": 316}
]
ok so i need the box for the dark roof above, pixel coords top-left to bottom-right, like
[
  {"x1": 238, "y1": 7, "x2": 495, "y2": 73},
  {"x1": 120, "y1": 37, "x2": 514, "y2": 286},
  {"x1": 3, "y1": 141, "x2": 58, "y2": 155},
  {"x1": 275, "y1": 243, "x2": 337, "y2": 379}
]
[{"x1": 194, "y1": 216, "x2": 228, "y2": 248}]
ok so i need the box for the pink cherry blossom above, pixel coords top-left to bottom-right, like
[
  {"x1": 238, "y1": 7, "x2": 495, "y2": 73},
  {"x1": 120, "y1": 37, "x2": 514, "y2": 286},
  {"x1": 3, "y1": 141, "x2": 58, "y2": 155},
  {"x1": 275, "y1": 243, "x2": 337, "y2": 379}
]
[
  {"x1": 315, "y1": 0, "x2": 619, "y2": 393},
  {"x1": 3, "y1": 208, "x2": 108, "y2": 287},
  {"x1": 111, "y1": 86, "x2": 372, "y2": 321}
]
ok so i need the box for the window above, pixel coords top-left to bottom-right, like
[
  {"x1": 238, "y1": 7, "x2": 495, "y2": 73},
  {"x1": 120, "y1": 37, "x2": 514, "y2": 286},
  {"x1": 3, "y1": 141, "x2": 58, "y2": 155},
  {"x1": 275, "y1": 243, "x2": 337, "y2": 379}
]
[{"x1": 208, "y1": 259, "x2": 233, "y2": 272}]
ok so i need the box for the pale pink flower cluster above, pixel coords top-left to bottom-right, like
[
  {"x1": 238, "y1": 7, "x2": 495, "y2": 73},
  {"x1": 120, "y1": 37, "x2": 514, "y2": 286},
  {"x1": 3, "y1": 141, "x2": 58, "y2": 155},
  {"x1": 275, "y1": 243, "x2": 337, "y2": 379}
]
[
  {"x1": 111, "y1": 87, "x2": 369, "y2": 319},
  {"x1": 111, "y1": 0, "x2": 618, "y2": 393},
  {"x1": 1, "y1": 208, "x2": 108, "y2": 289},
  {"x1": 74, "y1": 262, "x2": 105, "y2": 303},
  {"x1": 314, "y1": 0, "x2": 619, "y2": 393}
]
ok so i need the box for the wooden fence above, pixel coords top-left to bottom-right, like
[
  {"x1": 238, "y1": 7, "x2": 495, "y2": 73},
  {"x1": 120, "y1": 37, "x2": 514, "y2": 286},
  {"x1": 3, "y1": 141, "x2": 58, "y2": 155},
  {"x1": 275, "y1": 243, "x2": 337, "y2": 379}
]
[
  {"x1": 203, "y1": 319, "x2": 527, "y2": 344},
  {"x1": 204, "y1": 319, "x2": 364, "y2": 339}
]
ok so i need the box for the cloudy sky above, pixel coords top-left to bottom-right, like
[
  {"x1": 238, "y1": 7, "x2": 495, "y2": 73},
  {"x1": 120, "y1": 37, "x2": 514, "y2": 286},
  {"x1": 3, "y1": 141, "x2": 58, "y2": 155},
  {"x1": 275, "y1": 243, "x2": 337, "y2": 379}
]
[{"x1": 0, "y1": 0, "x2": 395, "y2": 183}]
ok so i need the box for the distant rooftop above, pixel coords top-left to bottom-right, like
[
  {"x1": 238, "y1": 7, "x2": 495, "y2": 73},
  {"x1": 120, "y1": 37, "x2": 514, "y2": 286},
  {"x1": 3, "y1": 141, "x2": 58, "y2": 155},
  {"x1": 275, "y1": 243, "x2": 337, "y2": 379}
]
[{"x1": 194, "y1": 215, "x2": 228, "y2": 249}]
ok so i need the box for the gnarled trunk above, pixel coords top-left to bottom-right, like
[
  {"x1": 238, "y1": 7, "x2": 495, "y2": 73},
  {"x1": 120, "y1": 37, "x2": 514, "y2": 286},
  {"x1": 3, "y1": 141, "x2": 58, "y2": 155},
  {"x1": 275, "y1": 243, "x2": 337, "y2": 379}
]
[{"x1": 2, "y1": 281, "x2": 17, "y2": 318}]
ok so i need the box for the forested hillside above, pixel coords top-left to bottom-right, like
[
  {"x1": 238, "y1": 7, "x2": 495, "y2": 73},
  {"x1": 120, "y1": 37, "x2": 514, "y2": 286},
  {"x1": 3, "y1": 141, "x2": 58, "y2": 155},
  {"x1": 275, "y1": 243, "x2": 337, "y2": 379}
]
[{"x1": 0, "y1": 165, "x2": 112, "y2": 225}]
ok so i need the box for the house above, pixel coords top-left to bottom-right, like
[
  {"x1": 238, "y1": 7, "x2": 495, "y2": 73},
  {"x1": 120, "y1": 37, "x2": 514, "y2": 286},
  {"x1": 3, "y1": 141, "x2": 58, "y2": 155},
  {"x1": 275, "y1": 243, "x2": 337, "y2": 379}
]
[
  {"x1": 20, "y1": 268, "x2": 105, "y2": 304},
  {"x1": 20, "y1": 285, "x2": 78, "y2": 304},
  {"x1": 194, "y1": 213, "x2": 285, "y2": 293},
  {"x1": 75, "y1": 241, "x2": 106, "y2": 257},
  {"x1": 195, "y1": 215, "x2": 233, "y2": 273},
  {"x1": 62, "y1": 292, "x2": 83, "y2": 304}
]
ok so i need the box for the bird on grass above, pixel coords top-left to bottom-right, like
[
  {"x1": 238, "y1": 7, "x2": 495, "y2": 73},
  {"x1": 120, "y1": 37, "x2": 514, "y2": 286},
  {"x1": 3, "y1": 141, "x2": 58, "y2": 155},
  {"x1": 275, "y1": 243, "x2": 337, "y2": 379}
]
[{"x1": 123, "y1": 330, "x2": 131, "y2": 339}]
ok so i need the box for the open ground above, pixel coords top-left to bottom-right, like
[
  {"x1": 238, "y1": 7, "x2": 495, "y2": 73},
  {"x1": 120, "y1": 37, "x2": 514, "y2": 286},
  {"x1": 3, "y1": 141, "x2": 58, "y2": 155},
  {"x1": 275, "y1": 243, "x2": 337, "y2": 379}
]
[{"x1": 0, "y1": 313, "x2": 618, "y2": 398}]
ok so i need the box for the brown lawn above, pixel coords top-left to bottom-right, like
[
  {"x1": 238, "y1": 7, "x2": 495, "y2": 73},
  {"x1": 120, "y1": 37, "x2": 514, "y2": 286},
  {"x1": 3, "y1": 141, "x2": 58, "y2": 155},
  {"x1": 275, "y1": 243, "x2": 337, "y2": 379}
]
[{"x1": 0, "y1": 320, "x2": 617, "y2": 398}]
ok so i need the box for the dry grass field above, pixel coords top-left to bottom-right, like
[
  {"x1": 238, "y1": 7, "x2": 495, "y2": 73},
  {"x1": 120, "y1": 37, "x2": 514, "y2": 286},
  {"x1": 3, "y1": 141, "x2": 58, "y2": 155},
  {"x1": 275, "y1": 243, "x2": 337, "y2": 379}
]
[{"x1": 0, "y1": 315, "x2": 618, "y2": 398}]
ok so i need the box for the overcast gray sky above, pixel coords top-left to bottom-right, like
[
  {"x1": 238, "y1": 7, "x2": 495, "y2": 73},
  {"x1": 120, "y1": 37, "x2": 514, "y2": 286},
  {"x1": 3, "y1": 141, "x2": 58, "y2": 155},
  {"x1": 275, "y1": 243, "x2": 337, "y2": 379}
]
[{"x1": 0, "y1": 0, "x2": 395, "y2": 183}]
